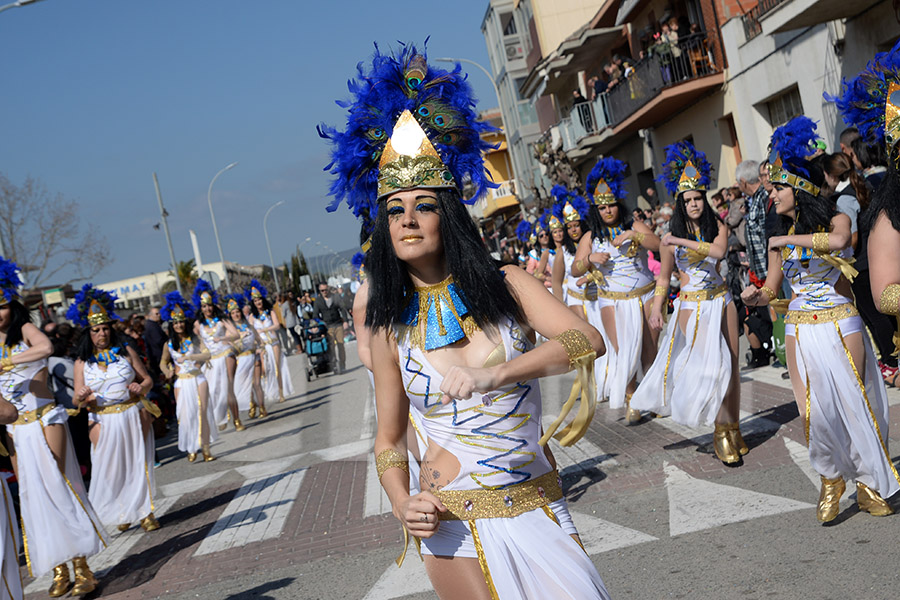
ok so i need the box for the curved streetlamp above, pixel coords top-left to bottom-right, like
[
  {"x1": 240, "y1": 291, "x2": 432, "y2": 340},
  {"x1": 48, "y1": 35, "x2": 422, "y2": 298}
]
[
  {"x1": 0, "y1": 0, "x2": 46, "y2": 14},
  {"x1": 207, "y1": 161, "x2": 238, "y2": 294},
  {"x1": 263, "y1": 200, "x2": 286, "y2": 293}
]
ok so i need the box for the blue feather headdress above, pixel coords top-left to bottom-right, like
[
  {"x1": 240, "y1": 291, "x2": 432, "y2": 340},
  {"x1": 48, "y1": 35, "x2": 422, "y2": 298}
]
[
  {"x1": 767, "y1": 116, "x2": 821, "y2": 196},
  {"x1": 161, "y1": 291, "x2": 194, "y2": 323},
  {"x1": 66, "y1": 283, "x2": 119, "y2": 327},
  {"x1": 318, "y1": 42, "x2": 497, "y2": 217},
  {"x1": 657, "y1": 141, "x2": 712, "y2": 197},
  {"x1": 827, "y1": 39, "x2": 900, "y2": 155},
  {"x1": 245, "y1": 279, "x2": 269, "y2": 302},
  {"x1": 515, "y1": 219, "x2": 534, "y2": 244},
  {"x1": 192, "y1": 279, "x2": 219, "y2": 311},
  {"x1": 351, "y1": 252, "x2": 366, "y2": 283},
  {"x1": 586, "y1": 157, "x2": 628, "y2": 205},
  {"x1": 540, "y1": 207, "x2": 562, "y2": 231},
  {"x1": 0, "y1": 256, "x2": 22, "y2": 305},
  {"x1": 224, "y1": 293, "x2": 245, "y2": 314},
  {"x1": 552, "y1": 191, "x2": 590, "y2": 224}
]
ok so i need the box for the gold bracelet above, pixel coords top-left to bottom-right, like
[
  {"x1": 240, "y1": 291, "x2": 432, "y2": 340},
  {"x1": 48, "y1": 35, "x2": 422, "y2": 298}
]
[
  {"x1": 654, "y1": 285, "x2": 668, "y2": 297},
  {"x1": 0, "y1": 357, "x2": 12, "y2": 371},
  {"x1": 760, "y1": 286, "x2": 777, "y2": 302},
  {"x1": 812, "y1": 232, "x2": 830, "y2": 254},
  {"x1": 695, "y1": 241, "x2": 710, "y2": 257},
  {"x1": 878, "y1": 283, "x2": 900, "y2": 316},
  {"x1": 631, "y1": 231, "x2": 645, "y2": 245},
  {"x1": 554, "y1": 329, "x2": 595, "y2": 368},
  {"x1": 375, "y1": 448, "x2": 409, "y2": 481}
]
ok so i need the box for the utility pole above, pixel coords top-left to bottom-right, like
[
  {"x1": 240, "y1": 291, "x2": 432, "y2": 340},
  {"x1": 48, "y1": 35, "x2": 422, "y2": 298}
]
[{"x1": 153, "y1": 173, "x2": 183, "y2": 295}]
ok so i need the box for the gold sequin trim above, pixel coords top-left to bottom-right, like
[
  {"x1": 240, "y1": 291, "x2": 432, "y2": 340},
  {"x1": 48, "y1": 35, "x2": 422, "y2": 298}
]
[
  {"x1": 469, "y1": 520, "x2": 500, "y2": 600},
  {"x1": 678, "y1": 284, "x2": 727, "y2": 303},
  {"x1": 654, "y1": 285, "x2": 668, "y2": 297},
  {"x1": 598, "y1": 281, "x2": 655, "y2": 301},
  {"x1": 435, "y1": 470, "x2": 563, "y2": 521},
  {"x1": 785, "y1": 304, "x2": 857, "y2": 325},
  {"x1": 566, "y1": 287, "x2": 598, "y2": 302},
  {"x1": 694, "y1": 241, "x2": 710, "y2": 257},
  {"x1": 760, "y1": 286, "x2": 777, "y2": 302},
  {"x1": 375, "y1": 448, "x2": 409, "y2": 481},
  {"x1": 878, "y1": 283, "x2": 900, "y2": 316},
  {"x1": 177, "y1": 371, "x2": 201, "y2": 379},
  {"x1": 811, "y1": 232, "x2": 830, "y2": 254},
  {"x1": 554, "y1": 329, "x2": 594, "y2": 368}
]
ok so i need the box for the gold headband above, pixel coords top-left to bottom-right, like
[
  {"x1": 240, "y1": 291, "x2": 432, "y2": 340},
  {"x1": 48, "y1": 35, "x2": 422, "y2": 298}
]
[
  {"x1": 377, "y1": 110, "x2": 455, "y2": 199},
  {"x1": 768, "y1": 156, "x2": 821, "y2": 197},
  {"x1": 592, "y1": 179, "x2": 616, "y2": 205},
  {"x1": 87, "y1": 300, "x2": 113, "y2": 327},
  {"x1": 677, "y1": 160, "x2": 707, "y2": 193}
]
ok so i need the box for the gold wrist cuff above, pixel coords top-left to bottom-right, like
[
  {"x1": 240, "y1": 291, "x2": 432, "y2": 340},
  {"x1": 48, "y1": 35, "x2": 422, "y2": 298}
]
[
  {"x1": 631, "y1": 231, "x2": 645, "y2": 245},
  {"x1": 695, "y1": 241, "x2": 710, "y2": 257},
  {"x1": 760, "y1": 286, "x2": 777, "y2": 302},
  {"x1": 375, "y1": 448, "x2": 409, "y2": 481},
  {"x1": 812, "y1": 232, "x2": 830, "y2": 254},
  {"x1": 879, "y1": 283, "x2": 900, "y2": 316},
  {"x1": 554, "y1": 329, "x2": 595, "y2": 368},
  {"x1": 0, "y1": 357, "x2": 12, "y2": 371},
  {"x1": 654, "y1": 285, "x2": 668, "y2": 297}
]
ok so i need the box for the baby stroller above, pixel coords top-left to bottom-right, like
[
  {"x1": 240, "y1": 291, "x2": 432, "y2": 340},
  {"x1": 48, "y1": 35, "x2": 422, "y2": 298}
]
[{"x1": 304, "y1": 319, "x2": 331, "y2": 380}]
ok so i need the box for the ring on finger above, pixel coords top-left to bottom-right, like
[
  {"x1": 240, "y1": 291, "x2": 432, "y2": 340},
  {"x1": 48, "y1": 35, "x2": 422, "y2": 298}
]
[{"x1": 420, "y1": 514, "x2": 428, "y2": 523}]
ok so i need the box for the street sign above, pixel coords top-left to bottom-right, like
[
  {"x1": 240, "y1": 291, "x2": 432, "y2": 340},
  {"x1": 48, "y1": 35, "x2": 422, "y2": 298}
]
[
  {"x1": 300, "y1": 275, "x2": 312, "y2": 291},
  {"x1": 200, "y1": 271, "x2": 221, "y2": 289},
  {"x1": 42, "y1": 287, "x2": 64, "y2": 305}
]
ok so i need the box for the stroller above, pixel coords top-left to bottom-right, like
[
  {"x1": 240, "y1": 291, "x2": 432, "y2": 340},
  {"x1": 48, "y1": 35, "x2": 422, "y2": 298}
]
[{"x1": 304, "y1": 319, "x2": 331, "y2": 380}]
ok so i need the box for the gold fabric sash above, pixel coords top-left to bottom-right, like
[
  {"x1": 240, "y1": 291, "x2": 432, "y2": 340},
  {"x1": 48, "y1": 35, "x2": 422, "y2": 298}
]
[
  {"x1": 785, "y1": 304, "x2": 858, "y2": 325},
  {"x1": 598, "y1": 281, "x2": 655, "y2": 301},
  {"x1": 435, "y1": 470, "x2": 563, "y2": 521},
  {"x1": 678, "y1": 284, "x2": 727, "y2": 303},
  {"x1": 567, "y1": 287, "x2": 598, "y2": 302},
  {"x1": 210, "y1": 348, "x2": 233, "y2": 360},
  {"x1": 12, "y1": 402, "x2": 57, "y2": 426},
  {"x1": 177, "y1": 371, "x2": 201, "y2": 379},
  {"x1": 87, "y1": 397, "x2": 162, "y2": 418}
]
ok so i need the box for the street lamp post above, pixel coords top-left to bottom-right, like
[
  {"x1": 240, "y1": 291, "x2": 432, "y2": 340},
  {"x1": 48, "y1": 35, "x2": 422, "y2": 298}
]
[
  {"x1": 263, "y1": 200, "x2": 286, "y2": 294},
  {"x1": 153, "y1": 172, "x2": 183, "y2": 295},
  {"x1": 0, "y1": 0, "x2": 46, "y2": 14},
  {"x1": 207, "y1": 161, "x2": 238, "y2": 294}
]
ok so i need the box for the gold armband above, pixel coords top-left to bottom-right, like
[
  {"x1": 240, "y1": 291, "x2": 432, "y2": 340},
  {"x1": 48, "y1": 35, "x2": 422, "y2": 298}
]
[
  {"x1": 554, "y1": 329, "x2": 595, "y2": 368},
  {"x1": 879, "y1": 284, "x2": 900, "y2": 316},
  {"x1": 375, "y1": 448, "x2": 409, "y2": 481},
  {"x1": 631, "y1": 231, "x2": 645, "y2": 245},
  {"x1": 0, "y1": 357, "x2": 12, "y2": 371},
  {"x1": 654, "y1": 285, "x2": 668, "y2": 297},
  {"x1": 812, "y1": 232, "x2": 830, "y2": 254},
  {"x1": 760, "y1": 286, "x2": 777, "y2": 302},
  {"x1": 695, "y1": 241, "x2": 710, "y2": 257}
]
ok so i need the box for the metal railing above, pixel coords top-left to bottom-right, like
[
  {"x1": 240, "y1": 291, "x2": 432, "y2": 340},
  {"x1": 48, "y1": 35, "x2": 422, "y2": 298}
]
[
  {"x1": 743, "y1": 0, "x2": 792, "y2": 40},
  {"x1": 492, "y1": 179, "x2": 516, "y2": 199}
]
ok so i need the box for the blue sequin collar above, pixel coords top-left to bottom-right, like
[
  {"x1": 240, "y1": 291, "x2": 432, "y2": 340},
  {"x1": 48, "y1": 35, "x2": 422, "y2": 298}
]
[
  {"x1": 92, "y1": 347, "x2": 121, "y2": 365},
  {"x1": 400, "y1": 276, "x2": 479, "y2": 351}
]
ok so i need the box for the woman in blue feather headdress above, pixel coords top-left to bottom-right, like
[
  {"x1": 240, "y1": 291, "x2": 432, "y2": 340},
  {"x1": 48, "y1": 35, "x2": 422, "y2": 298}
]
[
  {"x1": 548, "y1": 185, "x2": 595, "y2": 309},
  {"x1": 245, "y1": 280, "x2": 294, "y2": 404},
  {"x1": 0, "y1": 260, "x2": 106, "y2": 594},
  {"x1": 630, "y1": 141, "x2": 746, "y2": 465},
  {"x1": 321, "y1": 43, "x2": 610, "y2": 598},
  {"x1": 225, "y1": 293, "x2": 267, "y2": 421},
  {"x1": 524, "y1": 211, "x2": 555, "y2": 288},
  {"x1": 570, "y1": 156, "x2": 661, "y2": 424}
]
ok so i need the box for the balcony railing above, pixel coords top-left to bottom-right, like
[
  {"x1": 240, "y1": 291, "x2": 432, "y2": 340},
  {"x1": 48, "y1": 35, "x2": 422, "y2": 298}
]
[
  {"x1": 492, "y1": 179, "x2": 516, "y2": 199},
  {"x1": 743, "y1": 0, "x2": 791, "y2": 40}
]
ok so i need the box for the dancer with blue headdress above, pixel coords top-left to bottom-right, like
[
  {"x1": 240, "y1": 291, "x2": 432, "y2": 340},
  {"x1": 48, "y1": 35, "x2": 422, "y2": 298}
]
[
  {"x1": 320, "y1": 42, "x2": 609, "y2": 598},
  {"x1": 246, "y1": 280, "x2": 294, "y2": 403},
  {"x1": 159, "y1": 291, "x2": 217, "y2": 462},
  {"x1": 630, "y1": 142, "x2": 745, "y2": 465},
  {"x1": 741, "y1": 113, "x2": 898, "y2": 521},
  {"x1": 192, "y1": 280, "x2": 242, "y2": 431},
  {"x1": 549, "y1": 186, "x2": 595, "y2": 311},
  {"x1": 570, "y1": 158, "x2": 661, "y2": 424},
  {"x1": 69, "y1": 284, "x2": 161, "y2": 535},
  {"x1": 225, "y1": 293, "x2": 267, "y2": 420},
  {"x1": 0, "y1": 258, "x2": 105, "y2": 596}
]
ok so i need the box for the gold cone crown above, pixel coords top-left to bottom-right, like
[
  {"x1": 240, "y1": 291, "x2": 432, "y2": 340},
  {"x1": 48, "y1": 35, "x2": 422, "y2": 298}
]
[
  {"x1": 548, "y1": 214, "x2": 562, "y2": 230},
  {"x1": 87, "y1": 300, "x2": 112, "y2": 327},
  {"x1": 170, "y1": 305, "x2": 187, "y2": 322},
  {"x1": 250, "y1": 287, "x2": 263, "y2": 299},
  {"x1": 562, "y1": 202, "x2": 580, "y2": 222},
  {"x1": 886, "y1": 80, "x2": 900, "y2": 149},
  {"x1": 593, "y1": 179, "x2": 616, "y2": 205},
  {"x1": 200, "y1": 291, "x2": 213, "y2": 305},
  {"x1": 226, "y1": 298, "x2": 239, "y2": 312},
  {"x1": 677, "y1": 160, "x2": 706, "y2": 193},
  {"x1": 377, "y1": 110, "x2": 455, "y2": 199}
]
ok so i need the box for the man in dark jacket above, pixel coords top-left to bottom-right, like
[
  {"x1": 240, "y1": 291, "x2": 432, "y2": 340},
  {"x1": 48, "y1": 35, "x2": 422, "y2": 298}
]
[
  {"x1": 142, "y1": 306, "x2": 167, "y2": 378},
  {"x1": 313, "y1": 284, "x2": 350, "y2": 374}
]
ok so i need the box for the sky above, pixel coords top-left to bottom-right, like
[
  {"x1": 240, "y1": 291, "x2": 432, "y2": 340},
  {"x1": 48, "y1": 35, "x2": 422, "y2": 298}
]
[{"x1": 0, "y1": 0, "x2": 497, "y2": 286}]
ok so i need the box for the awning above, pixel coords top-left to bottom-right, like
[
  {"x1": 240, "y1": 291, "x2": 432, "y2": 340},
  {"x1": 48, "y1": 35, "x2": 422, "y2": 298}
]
[{"x1": 770, "y1": 0, "x2": 882, "y2": 33}]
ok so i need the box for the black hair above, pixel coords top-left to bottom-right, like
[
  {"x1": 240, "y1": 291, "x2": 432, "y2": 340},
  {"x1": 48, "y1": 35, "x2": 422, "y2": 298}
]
[
  {"x1": 670, "y1": 190, "x2": 720, "y2": 241},
  {"x1": 586, "y1": 202, "x2": 634, "y2": 243},
  {"x1": 864, "y1": 162, "x2": 900, "y2": 233},
  {"x1": 2, "y1": 300, "x2": 33, "y2": 348},
  {"x1": 559, "y1": 220, "x2": 585, "y2": 254},
  {"x1": 851, "y1": 137, "x2": 887, "y2": 170},
  {"x1": 366, "y1": 188, "x2": 523, "y2": 331},
  {"x1": 74, "y1": 325, "x2": 128, "y2": 362},
  {"x1": 248, "y1": 296, "x2": 273, "y2": 318},
  {"x1": 196, "y1": 304, "x2": 223, "y2": 327},
  {"x1": 773, "y1": 160, "x2": 835, "y2": 235},
  {"x1": 167, "y1": 319, "x2": 199, "y2": 349}
]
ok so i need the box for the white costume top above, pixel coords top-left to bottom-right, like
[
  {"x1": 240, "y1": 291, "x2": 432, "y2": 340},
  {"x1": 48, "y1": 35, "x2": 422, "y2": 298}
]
[
  {"x1": 233, "y1": 321, "x2": 258, "y2": 355},
  {"x1": 593, "y1": 233, "x2": 653, "y2": 295},
  {"x1": 250, "y1": 311, "x2": 279, "y2": 346},
  {"x1": 563, "y1": 248, "x2": 597, "y2": 301},
  {"x1": 675, "y1": 244, "x2": 724, "y2": 294},
  {"x1": 197, "y1": 319, "x2": 233, "y2": 358},
  {"x1": 783, "y1": 247, "x2": 849, "y2": 312},
  {"x1": 0, "y1": 342, "x2": 54, "y2": 413},
  {"x1": 83, "y1": 353, "x2": 134, "y2": 407},
  {"x1": 168, "y1": 340, "x2": 204, "y2": 377}
]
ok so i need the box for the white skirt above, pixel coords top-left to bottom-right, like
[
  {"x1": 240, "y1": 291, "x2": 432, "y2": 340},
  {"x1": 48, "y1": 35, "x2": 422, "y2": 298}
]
[
  {"x1": 583, "y1": 300, "x2": 611, "y2": 401},
  {"x1": 6, "y1": 406, "x2": 106, "y2": 577},
  {"x1": 630, "y1": 295, "x2": 732, "y2": 426},
  {"x1": 205, "y1": 354, "x2": 232, "y2": 427},
  {"x1": 175, "y1": 375, "x2": 218, "y2": 454},
  {"x1": 422, "y1": 501, "x2": 609, "y2": 599},
  {"x1": 233, "y1": 352, "x2": 258, "y2": 412},
  {"x1": 0, "y1": 478, "x2": 23, "y2": 600},
  {"x1": 792, "y1": 315, "x2": 900, "y2": 499},
  {"x1": 261, "y1": 343, "x2": 294, "y2": 402},
  {"x1": 88, "y1": 403, "x2": 156, "y2": 526},
  {"x1": 592, "y1": 290, "x2": 653, "y2": 409}
]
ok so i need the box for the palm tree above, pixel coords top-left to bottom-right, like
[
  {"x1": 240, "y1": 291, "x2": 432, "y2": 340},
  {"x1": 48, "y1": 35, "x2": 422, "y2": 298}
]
[{"x1": 168, "y1": 259, "x2": 198, "y2": 293}]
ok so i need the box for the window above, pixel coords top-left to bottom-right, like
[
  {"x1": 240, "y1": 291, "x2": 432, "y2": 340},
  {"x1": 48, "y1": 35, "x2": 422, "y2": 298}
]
[{"x1": 766, "y1": 87, "x2": 803, "y2": 128}]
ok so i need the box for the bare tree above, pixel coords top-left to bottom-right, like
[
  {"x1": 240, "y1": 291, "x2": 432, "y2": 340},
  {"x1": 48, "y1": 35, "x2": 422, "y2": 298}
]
[{"x1": 0, "y1": 173, "x2": 112, "y2": 288}]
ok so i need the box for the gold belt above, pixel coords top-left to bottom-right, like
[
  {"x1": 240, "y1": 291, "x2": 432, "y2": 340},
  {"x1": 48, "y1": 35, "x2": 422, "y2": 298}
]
[
  {"x1": 786, "y1": 304, "x2": 858, "y2": 325},
  {"x1": 435, "y1": 470, "x2": 563, "y2": 521},
  {"x1": 679, "y1": 284, "x2": 728, "y2": 303},
  {"x1": 210, "y1": 348, "x2": 233, "y2": 360},
  {"x1": 177, "y1": 371, "x2": 201, "y2": 379},
  {"x1": 237, "y1": 350, "x2": 254, "y2": 358},
  {"x1": 12, "y1": 402, "x2": 57, "y2": 426},
  {"x1": 567, "y1": 287, "x2": 597, "y2": 302},
  {"x1": 598, "y1": 281, "x2": 655, "y2": 301}
]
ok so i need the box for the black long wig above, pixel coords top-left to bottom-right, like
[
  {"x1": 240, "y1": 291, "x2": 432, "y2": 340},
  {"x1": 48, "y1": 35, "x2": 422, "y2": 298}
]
[
  {"x1": 1, "y1": 300, "x2": 33, "y2": 348},
  {"x1": 559, "y1": 221, "x2": 584, "y2": 255},
  {"x1": 196, "y1": 304, "x2": 224, "y2": 327},
  {"x1": 670, "y1": 191, "x2": 720, "y2": 241},
  {"x1": 365, "y1": 188, "x2": 523, "y2": 331},
  {"x1": 248, "y1": 297, "x2": 274, "y2": 319},
  {"x1": 773, "y1": 161, "x2": 836, "y2": 236},
  {"x1": 167, "y1": 319, "x2": 201, "y2": 350},
  {"x1": 74, "y1": 326, "x2": 128, "y2": 362}
]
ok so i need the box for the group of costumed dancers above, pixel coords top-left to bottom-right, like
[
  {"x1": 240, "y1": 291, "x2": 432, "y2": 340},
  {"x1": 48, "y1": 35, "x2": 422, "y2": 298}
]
[
  {"x1": 0, "y1": 273, "x2": 294, "y2": 598},
  {"x1": 318, "y1": 38, "x2": 900, "y2": 599}
]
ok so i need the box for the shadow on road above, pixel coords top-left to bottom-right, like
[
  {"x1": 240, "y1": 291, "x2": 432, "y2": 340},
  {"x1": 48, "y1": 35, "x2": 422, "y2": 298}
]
[{"x1": 223, "y1": 577, "x2": 295, "y2": 600}]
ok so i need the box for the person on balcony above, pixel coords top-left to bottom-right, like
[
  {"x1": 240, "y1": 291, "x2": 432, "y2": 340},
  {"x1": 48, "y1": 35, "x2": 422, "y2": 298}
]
[{"x1": 572, "y1": 89, "x2": 594, "y2": 133}]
